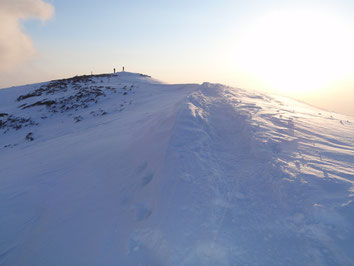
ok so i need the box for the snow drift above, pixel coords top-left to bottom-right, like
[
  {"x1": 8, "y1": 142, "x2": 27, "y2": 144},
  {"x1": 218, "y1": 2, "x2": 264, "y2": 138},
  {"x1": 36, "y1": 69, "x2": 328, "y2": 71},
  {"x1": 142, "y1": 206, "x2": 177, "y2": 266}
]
[{"x1": 0, "y1": 72, "x2": 353, "y2": 265}]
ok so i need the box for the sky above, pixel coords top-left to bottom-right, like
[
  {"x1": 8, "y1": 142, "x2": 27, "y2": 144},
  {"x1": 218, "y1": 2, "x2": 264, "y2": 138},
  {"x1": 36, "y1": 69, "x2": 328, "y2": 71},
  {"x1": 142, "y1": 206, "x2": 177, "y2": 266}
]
[{"x1": 1, "y1": 0, "x2": 354, "y2": 116}]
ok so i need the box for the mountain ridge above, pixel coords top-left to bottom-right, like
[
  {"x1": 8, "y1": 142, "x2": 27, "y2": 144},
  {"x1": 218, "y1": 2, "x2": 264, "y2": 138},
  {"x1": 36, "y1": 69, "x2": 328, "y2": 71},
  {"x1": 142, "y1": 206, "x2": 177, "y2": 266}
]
[{"x1": 0, "y1": 72, "x2": 353, "y2": 265}]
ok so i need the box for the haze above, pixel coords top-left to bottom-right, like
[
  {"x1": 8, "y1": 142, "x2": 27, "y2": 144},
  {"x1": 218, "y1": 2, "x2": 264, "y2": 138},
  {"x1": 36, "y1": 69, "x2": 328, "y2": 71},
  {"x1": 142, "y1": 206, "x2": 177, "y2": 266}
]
[{"x1": 1, "y1": 0, "x2": 353, "y2": 116}]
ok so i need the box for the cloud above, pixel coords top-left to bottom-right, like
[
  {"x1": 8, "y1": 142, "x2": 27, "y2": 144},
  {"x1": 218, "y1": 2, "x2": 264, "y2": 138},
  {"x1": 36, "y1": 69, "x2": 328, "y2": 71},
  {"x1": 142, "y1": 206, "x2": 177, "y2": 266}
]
[{"x1": 0, "y1": 0, "x2": 54, "y2": 71}]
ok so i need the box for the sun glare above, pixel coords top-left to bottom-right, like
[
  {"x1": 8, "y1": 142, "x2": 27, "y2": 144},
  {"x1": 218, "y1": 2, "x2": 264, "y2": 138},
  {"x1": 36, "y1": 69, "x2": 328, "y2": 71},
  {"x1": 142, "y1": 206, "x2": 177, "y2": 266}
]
[{"x1": 234, "y1": 9, "x2": 354, "y2": 97}]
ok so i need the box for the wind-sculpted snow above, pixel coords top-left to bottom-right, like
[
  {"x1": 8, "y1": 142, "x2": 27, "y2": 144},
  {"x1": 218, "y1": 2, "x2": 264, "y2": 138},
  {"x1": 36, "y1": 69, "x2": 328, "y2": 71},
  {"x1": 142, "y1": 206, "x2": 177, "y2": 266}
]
[{"x1": 0, "y1": 73, "x2": 353, "y2": 265}]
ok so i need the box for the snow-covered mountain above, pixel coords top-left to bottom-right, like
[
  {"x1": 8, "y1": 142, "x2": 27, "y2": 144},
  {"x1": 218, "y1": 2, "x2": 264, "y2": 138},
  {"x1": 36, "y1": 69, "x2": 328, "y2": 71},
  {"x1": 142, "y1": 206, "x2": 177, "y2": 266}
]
[{"x1": 1, "y1": 72, "x2": 353, "y2": 265}]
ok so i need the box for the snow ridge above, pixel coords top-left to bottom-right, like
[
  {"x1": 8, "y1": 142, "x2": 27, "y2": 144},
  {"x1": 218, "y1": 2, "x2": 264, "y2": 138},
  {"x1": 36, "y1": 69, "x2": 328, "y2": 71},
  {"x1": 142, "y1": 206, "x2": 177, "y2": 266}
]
[{"x1": 0, "y1": 73, "x2": 353, "y2": 265}]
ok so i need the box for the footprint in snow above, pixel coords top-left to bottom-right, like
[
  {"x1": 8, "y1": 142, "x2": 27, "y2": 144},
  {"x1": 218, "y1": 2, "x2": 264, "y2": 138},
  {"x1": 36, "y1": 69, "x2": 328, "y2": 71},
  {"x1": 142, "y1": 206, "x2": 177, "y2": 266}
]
[
  {"x1": 141, "y1": 173, "x2": 154, "y2": 187},
  {"x1": 136, "y1": 162, "x2": 148, "y2": 174},
  {"x1": 134, "y1": 203, "x2": 153, "y2": 221}
]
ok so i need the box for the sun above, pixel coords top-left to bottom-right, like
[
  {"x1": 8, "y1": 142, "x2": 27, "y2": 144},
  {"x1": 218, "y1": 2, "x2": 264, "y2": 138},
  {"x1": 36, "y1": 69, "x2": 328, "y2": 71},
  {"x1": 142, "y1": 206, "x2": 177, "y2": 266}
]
[{"x1": 233, "y1": 9, "x2": 354, "y2": 97}]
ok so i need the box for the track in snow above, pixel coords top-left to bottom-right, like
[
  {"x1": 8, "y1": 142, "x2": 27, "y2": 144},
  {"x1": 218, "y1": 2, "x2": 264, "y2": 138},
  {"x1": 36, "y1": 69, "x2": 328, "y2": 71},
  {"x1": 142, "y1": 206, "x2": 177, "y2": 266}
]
[{"x1": 0, "y1": 73, "x2": 353, "y2": 265}]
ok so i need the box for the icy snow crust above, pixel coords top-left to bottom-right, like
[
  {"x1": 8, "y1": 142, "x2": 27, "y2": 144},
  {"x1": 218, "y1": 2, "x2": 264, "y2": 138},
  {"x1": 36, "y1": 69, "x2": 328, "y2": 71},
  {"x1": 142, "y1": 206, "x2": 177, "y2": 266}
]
[{"x1": 0, "y1": 72, "x2": 353, "y2": 265}]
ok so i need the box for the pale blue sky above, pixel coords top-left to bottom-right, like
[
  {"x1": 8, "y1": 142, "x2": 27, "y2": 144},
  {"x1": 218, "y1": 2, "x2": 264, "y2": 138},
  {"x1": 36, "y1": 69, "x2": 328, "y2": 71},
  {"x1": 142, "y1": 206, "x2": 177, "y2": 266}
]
[{"x1": 2, "y1": 0, "x2": 354, "y2": 115}]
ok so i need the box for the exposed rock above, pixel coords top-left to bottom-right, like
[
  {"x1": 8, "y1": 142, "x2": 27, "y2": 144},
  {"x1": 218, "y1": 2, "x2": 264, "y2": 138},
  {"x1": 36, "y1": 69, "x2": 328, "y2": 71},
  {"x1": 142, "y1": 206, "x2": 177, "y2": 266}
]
[
  {"x1": 22, "y1": 100, "x2": 57, "y2": 109},
  {"x1": 0, "y1": 115, "x2": 38, "y2": 132},
  {"x1": 74, "y1": 116, "x2": 82, "y2": 123},
  {"x1": 26, "y1": 132, "x2": 34, "y2": 141}
]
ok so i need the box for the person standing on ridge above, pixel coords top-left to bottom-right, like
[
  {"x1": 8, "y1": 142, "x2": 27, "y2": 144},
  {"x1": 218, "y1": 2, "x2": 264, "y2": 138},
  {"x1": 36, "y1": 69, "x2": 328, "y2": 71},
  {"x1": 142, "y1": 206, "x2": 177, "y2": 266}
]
[
  {"x1": 114, "y1": 68, "x2": 116, "y2": 73},
  {"x1": 123, "y1": 66, "x2": 125, "y2": 72}
]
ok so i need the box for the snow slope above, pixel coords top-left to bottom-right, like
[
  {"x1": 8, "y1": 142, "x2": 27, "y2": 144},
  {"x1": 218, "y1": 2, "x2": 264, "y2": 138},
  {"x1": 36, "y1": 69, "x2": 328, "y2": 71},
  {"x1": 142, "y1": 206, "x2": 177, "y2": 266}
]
[{"x1": 0, "y1": 72, "x2": 353, "y2": 265}]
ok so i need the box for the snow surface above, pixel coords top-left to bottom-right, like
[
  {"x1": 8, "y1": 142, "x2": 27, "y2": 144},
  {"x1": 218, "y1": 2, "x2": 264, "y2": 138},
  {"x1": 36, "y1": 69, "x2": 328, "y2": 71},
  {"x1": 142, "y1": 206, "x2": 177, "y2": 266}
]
[{"x1": 0, "y1": 72, "x2": 353, "y2": 265}]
